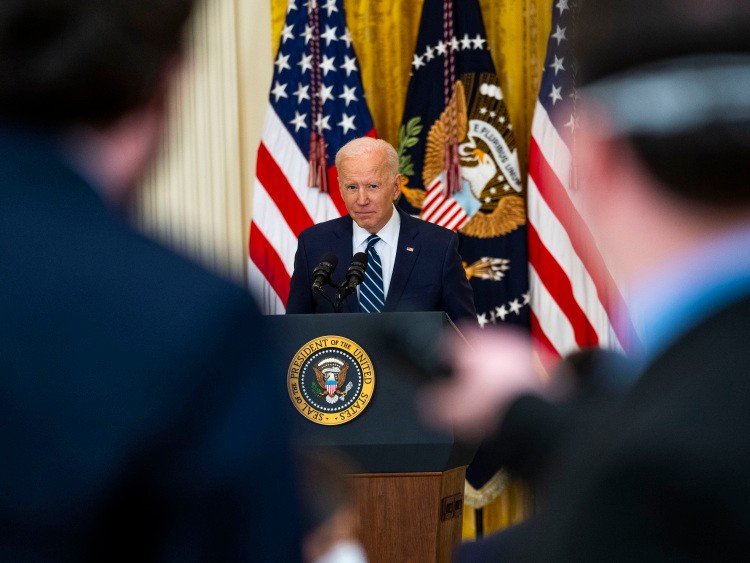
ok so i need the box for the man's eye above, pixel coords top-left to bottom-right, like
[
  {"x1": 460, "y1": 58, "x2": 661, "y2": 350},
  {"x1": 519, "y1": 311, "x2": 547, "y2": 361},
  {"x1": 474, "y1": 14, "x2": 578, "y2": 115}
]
[{"x1": 368, "y1": 184, "x2": 379, "y2": 191}]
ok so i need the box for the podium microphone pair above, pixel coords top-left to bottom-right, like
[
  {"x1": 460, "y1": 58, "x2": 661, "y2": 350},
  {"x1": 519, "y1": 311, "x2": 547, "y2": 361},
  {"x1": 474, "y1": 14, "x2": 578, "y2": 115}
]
[{"x1": 311, "y1": 252, "x2": 367, "y2": 311}]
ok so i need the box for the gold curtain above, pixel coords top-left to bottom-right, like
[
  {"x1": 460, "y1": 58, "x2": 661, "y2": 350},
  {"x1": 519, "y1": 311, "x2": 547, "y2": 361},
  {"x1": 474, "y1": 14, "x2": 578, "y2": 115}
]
[{"x1": 271, "y1": 0, "x2": 551, "y2": 538}]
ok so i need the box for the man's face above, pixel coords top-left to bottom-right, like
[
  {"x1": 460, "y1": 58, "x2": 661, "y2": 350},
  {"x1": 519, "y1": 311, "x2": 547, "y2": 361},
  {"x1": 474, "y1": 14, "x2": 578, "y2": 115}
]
[{"x1": 338, "y1": 150, "x2": 401, "y2": 234}]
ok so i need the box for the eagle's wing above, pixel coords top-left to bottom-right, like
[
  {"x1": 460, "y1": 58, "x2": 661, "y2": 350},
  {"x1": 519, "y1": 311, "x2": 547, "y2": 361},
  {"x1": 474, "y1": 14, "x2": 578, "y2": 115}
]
[
  {"x1": 336, "y1": 363, "x2": 349, "y2": 388},
  {"x1": 314, "y1": 365, "x2": 326, "y2": 388},
  {"x1": 422, "y1": 80, "x2": 468, "y2": 188}
]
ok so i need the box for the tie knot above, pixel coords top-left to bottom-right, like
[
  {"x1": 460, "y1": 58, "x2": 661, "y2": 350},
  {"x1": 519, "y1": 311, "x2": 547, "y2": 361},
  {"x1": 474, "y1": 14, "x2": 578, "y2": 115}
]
[{"x1": 366, "y1": 234, "x2": 380, "y2": 250}]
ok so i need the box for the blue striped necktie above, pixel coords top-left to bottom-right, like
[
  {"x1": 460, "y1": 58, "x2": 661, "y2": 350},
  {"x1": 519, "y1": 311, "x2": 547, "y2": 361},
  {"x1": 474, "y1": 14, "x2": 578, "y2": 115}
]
[{"x1": 359, "y1": 234, "x2": 385, "y2": 313}]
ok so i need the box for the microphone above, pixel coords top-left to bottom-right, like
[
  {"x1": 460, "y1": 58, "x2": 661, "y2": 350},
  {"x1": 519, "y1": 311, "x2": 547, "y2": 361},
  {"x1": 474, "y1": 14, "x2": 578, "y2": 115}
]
[
  {"x1": 312, "y1": 253, "x2": 338, "y2": 295},
  {"x1": 339, "y1": 252, "x2": 368, "y2": 299}
]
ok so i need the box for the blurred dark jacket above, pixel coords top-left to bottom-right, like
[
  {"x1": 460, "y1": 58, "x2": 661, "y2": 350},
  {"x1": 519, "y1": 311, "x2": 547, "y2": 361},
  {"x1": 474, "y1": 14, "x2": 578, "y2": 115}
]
[
  {"x1": 0, "y1": 129, "x2": 301, "y2": 562},
  {"x1": 458, "y1": 299, "x2": 750, "y2": 561}
]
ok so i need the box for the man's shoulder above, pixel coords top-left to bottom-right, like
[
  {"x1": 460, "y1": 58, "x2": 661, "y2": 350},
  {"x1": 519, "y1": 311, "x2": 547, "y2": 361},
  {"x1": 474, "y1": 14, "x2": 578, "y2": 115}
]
[
  {"x1": 115, "y1": 226, "x2": 257, "y2": 326},
  {"x1": 654, "y1": 294, "x2": 750, "y2": 365},
  {"x1": 299, "y1": 214, "x2": 351, "y2": 239}
]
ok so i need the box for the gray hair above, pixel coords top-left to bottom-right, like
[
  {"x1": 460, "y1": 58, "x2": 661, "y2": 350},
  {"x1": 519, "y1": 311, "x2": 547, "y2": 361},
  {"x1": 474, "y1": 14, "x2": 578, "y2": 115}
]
[{"x1": 335, "y1": 137, "x2": 399, "y2": 177}]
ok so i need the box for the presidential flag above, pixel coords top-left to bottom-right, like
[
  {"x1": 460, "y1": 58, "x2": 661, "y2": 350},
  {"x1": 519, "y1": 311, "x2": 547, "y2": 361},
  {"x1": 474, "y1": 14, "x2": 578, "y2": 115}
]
[
  {"x1": 398, "y1": 0, "x2": 529, "y2": 334},
  {"x1": 527, "y1": 0, "x2": 634, "y2": 356},
  {"x1": 248, "y1": 0, "x2": 375, "y2": 313},
  {"x1": 397, "y1": 0, "x2": 529, "y2": 499}
]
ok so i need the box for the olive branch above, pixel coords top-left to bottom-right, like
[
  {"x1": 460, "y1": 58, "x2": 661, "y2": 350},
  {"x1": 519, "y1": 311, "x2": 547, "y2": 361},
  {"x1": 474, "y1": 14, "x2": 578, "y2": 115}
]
[
  {"x1": 311, "y1": 380, "x2": 324, "y2": 395},
  {"x1": 397, "y1": 116, "x2": 423, "y2": 177}
]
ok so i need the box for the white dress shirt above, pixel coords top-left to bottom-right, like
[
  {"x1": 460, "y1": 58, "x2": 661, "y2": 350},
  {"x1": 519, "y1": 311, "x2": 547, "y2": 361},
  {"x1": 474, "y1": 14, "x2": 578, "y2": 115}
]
[{"x1": 351, "y1": 205, "x2": 401, "y2": 300}]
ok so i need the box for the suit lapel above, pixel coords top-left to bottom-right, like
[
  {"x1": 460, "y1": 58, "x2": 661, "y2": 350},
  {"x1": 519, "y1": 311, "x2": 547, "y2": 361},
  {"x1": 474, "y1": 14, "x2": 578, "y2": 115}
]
[{"x1": 384, "y1": 210, "x2": 420, "y2": 312}]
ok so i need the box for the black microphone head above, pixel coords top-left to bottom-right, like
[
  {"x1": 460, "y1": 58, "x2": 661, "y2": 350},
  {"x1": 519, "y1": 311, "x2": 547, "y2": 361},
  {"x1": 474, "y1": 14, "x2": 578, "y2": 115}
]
[
  {"x1": 312, "y1": 252, "x2": 338, "y2": 292},
  {"x1": 319, "y1": 252, "x2": 338, "y2": 270},
  {"x1": 351, "y1": 252, "x2": 367, "y2": 268},
  {"x1": 336, "y1": 252, "x2": 368, "y2": 302},
  {"x1": 313, "y1": 253, "x2": 338, "y2": 276},
  {"x1": 346, "y1": 252, "x2": 367, "y2": 284}
]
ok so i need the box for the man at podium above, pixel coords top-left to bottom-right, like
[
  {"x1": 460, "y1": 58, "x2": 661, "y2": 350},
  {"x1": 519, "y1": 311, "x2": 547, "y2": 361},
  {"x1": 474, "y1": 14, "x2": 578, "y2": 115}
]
[{"x1": 286, "y1": 136, "x2": 476, "y2": 324}]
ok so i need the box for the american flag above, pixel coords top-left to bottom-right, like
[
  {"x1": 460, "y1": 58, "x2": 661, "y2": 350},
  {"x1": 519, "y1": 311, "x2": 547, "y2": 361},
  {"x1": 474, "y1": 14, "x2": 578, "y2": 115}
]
[
  {"x1": 248, "y1": 0, "x2": 375, "y2": 314},
  {"x1": 527, "y1": 0, "x2": 635, "y2": 356},
  {"x1": 421, "y1": 174, "x2": 470, "y2": 231}
]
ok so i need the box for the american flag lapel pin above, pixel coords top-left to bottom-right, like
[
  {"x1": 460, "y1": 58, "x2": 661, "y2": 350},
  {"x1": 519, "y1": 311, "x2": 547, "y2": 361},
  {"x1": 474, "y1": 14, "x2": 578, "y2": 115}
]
[{"x1": 406, "y1": 246, "x2": 414, "y2": 252}]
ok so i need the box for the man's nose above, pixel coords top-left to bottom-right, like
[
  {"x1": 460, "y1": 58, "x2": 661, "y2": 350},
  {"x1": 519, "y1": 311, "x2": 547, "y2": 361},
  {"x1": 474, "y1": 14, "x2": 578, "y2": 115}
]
[{"x1": 356, "y1": 187, "x2": 369, "y2": 205}]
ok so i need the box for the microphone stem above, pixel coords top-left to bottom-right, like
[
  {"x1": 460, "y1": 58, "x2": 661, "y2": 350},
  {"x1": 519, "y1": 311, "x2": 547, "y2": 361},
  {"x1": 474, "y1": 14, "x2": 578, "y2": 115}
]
[{"x1": 335, "y1": 280, "x2": 355, "y2": 312}]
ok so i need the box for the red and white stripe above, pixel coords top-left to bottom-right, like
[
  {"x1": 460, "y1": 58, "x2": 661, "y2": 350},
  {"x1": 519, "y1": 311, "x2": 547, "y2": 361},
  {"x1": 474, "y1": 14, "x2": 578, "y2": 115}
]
[
  {"x1": 248, "y1": 105, "x2": 375, "y2": 313},
  {"x1": 421, "y1": 175, "x2": 470, "y2": 231},
  {"x1": 527, "y1": 100, "x2": 634, "y2": 358}
]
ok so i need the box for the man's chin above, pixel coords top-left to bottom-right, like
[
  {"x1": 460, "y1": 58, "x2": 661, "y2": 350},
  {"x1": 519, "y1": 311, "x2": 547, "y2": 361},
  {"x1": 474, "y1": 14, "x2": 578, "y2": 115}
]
[{"x1": 353, "y1": 215, "x2": 377, "y2": 230}]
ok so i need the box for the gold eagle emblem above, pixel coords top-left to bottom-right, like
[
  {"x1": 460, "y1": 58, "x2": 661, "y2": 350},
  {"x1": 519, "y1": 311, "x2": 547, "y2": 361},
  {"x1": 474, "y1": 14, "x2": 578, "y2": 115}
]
[
  {"x1": 403, "y1": 73, "x2": 526, "y2": 239},
  {"x1": 314, "y1": 362, "x2": 349, "y2": 397}
]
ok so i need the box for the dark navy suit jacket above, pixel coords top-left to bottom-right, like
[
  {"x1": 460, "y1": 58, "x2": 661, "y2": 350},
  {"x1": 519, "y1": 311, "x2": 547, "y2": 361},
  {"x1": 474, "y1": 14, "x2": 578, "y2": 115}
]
[
  {"x1": 0, "y1": 128, "x2": 301, "y2": 561},
  {"x1": 286, "y1": 208, "x2": 476, "y2": 324}
]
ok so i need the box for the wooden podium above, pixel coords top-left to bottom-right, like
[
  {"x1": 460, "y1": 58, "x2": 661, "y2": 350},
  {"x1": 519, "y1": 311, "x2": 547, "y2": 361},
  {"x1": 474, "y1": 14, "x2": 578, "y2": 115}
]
[
  {"x1": 351, "y1": 468, "x2": 466, "y2": 562},
  {"x1": 269, "y1": 312, "x2": 474, "y2": 563}
]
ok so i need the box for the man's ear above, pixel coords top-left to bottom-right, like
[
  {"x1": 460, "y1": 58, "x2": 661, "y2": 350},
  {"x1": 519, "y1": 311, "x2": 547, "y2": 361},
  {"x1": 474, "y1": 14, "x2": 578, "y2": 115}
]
[{"x1": 392, "y1": 174, "x2": 401, "y2": 200}]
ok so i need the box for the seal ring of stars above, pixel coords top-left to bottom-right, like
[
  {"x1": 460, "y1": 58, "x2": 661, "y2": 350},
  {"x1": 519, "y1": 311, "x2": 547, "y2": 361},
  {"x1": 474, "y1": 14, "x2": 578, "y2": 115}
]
[
  {"x1": 410, "y1": 33, "x2": 488, "y2": 75},
  {"x1": 478, "y1": 291, "x2": 530, "y2": 328}
]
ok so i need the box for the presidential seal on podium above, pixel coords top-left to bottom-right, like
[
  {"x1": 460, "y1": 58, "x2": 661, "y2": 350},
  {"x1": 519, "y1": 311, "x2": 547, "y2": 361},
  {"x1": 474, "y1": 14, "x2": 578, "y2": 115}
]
[{"x1": 287, "y1": 335, "x2": 375, "y2": 425}]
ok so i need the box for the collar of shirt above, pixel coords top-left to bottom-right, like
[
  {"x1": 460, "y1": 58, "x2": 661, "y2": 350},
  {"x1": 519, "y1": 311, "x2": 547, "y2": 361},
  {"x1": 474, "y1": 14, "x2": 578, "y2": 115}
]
[
  {"x1": 627, "y1": 224, "x2": 750, "y2": 363},
  {"x1": 352, "y1": 205, "x2": 401, "y2": 298}
]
